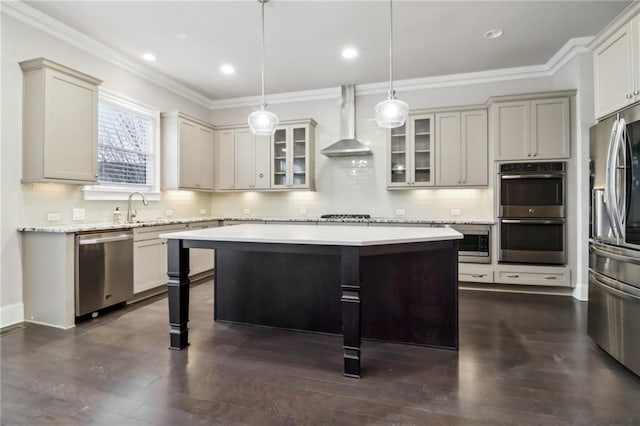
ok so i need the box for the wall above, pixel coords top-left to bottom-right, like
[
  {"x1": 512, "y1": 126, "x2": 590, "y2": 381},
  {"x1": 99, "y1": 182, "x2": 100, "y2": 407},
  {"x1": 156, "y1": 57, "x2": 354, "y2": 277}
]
[
  {"x1": 209, "y1": 77, "x2": 555, "y2": 220},
  {"x1": 0, "y1": 14, "x2": 212, "y2": 327},
  {"x1": 551, "y1": 50, "x2": 595, "y2": 300}
]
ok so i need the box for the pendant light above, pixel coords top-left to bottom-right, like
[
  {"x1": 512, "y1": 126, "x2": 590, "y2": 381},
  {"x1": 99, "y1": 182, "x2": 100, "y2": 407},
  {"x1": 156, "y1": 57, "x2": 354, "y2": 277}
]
[
  {"x1": 248, "y1": 0, "x2": 279, "y2": 136},
  {"x1": 375, "y1": 0, "x2": 409, "y2": 129}
]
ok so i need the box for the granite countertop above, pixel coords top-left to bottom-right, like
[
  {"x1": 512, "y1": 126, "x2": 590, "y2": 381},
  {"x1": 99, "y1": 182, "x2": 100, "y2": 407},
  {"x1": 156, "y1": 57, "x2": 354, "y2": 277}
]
[
  {"x1": 18, "y1": 216, "x2": 495, "y2": 233},
  {"x1": 160, "y1": 223, "x2": 463, "y2": 246}
]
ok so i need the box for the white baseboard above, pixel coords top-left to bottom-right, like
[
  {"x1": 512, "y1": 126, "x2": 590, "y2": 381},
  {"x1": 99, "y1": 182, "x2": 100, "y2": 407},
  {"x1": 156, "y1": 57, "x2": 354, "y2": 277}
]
[
  {"x1": 24, "y1": 318, "x2": 74, "y2": 330},
  {"x1": 1, "y1": 303, "x2": 24, "y2": 328}
]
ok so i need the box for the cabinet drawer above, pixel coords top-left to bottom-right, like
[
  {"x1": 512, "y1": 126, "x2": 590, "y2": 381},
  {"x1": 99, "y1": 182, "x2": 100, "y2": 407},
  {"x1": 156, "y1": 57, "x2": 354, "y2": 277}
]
[
  {"x1": 459, "y1": 264, "x2": 493, "y2": 283},
  {"x1": 188, "y1": 220, "x2": 220, "y2": 229},
  {"x1": 495, "y1": 269, "x2": 570, "y2": 287},
  {"x1": 133, "y1": 224, "x2": 187, "y2": 241}
]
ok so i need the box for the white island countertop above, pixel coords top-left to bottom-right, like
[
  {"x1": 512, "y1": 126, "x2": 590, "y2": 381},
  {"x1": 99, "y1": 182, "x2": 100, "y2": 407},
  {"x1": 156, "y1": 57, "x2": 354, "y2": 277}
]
[{"x1": 160, "y1": 224, "x2": 462, "y2": 246}]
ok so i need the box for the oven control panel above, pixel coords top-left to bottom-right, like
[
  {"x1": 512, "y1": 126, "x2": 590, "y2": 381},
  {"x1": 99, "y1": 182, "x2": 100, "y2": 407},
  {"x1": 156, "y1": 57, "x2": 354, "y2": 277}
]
[{"x1": 500, "y1": 162, "x2": 565, "y2": 173}]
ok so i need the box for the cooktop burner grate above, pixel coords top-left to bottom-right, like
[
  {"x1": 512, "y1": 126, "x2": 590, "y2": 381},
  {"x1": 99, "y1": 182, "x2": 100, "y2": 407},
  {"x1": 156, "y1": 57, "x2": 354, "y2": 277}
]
[{"x1": 320, "y1": 214, "x2": 371, "y2": 219}]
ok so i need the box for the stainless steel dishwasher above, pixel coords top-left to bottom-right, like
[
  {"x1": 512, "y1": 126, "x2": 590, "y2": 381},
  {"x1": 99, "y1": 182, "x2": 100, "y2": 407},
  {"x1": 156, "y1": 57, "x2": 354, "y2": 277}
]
[{"x1": 75, "y1": 230, "x2": 133, "y2": 317}]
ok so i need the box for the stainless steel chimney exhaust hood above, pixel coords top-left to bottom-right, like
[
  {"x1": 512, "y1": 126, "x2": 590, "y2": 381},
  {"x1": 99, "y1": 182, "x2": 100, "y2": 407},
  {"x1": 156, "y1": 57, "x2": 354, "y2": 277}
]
[{"x1": 320, "y1": 85, "x2": 372, "y2": 157}]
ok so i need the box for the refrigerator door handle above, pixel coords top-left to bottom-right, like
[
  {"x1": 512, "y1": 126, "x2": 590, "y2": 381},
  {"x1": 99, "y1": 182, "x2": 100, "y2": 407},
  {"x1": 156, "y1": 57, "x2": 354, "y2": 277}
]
[
  {"x1": 616, "y1": 120, "x2": 628, "y2": 238},
  {"x1": 590, "y1": 242, "x2": 640, "y2": 266},
  {"x1": 605, "y1": 119, "x2": 621, "y2": 239},
  {"x1": 590, "y1": 270, "x2": 640, "y2": 302}
]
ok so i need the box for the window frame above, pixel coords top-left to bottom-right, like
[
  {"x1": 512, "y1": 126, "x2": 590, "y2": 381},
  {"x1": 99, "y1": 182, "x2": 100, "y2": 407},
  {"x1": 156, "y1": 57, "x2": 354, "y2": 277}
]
[{"x1": 84, "y1": 89, "x2": 161, "y2": 201}]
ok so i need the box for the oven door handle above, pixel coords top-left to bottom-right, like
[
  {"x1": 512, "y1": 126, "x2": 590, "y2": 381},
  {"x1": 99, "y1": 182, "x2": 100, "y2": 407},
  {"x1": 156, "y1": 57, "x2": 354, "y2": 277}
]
[
  {"x1": 501, "y1": 219, "x2": 564, "y2": 225},
  {"x1": 500, "y1": 173, "x2": 564, "y2": 179}
]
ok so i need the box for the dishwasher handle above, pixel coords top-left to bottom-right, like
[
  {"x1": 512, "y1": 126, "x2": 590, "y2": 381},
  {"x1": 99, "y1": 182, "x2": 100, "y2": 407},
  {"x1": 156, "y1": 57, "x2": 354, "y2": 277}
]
[{"x1": 78, "y1": 233, "x2": 133, "y2": 245}]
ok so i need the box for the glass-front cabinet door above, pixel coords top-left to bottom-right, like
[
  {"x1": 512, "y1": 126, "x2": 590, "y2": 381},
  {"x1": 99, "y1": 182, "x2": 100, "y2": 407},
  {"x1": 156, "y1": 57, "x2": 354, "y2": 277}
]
[
  {"x1": 389, "y1": 124, "x2": 408, "y2": 186},
  {"x1": 291, "y1": 126, "x2": 307, "y2": 187},
  {"x1": 272, "y1": 127, "x2": 288, "y2": 187},
  {"x1": 411, "y1": 115, "x2": 434, "y2": 186},
  {"x1": 271, "y1": 121, "x2": 315, "y2": 190},
  {"x1": 387, "y1": 113, "x2": 434, "y2": 188}
]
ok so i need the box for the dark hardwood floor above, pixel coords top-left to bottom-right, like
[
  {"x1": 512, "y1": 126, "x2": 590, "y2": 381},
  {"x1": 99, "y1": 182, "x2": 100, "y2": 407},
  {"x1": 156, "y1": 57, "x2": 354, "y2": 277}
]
[{"x1": 2, "y1": 280, "x2": 639, "y2": 425}]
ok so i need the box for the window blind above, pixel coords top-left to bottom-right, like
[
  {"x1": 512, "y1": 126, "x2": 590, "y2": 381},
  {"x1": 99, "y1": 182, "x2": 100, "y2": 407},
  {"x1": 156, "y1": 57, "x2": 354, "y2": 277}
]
[{"x1": 98, "y1": 100, "x2": 154, "y2": 186}]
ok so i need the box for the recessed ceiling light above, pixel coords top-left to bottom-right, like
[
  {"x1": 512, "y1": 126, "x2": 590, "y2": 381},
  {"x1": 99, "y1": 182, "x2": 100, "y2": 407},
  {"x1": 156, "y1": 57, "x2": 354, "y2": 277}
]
[
  {"x1": 484, "y1": 29, "x2": 503, "y2": 39},
  {"x1": 342, "y1": 47, "x2": 358, "y2": 59},
  {"x1": 141, "y1": 52, "x2": 157, "y2": 62},
  {"x1": 220, "y1": 64, "x2": 235, "y2": 75},
  {"x1": 176, "y1": 33, "x2": 189, "y2": 40}
]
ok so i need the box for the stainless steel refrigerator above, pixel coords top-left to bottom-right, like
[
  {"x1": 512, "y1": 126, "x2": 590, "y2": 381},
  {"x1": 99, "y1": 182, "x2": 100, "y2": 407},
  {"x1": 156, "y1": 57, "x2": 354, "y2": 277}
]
[{"x1": 589, "y1": 104, "x2": 640, "y2": 377}]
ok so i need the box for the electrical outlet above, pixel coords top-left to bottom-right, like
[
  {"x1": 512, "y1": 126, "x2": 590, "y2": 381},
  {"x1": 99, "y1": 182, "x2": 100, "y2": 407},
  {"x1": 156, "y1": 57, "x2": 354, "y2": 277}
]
[
  {"x1": 47, "y1": 213, "x2": 61, "y2": 221},
  {"x1": 395, "y1": 208, "x2": 406, "y2": 216},
  {"x1": 450, "y1": 208, "x2": 461, "y2": 216},
  {"x1": 72, "y1": 208, "x2": 85, "y2": 221},
  {"x1": 299, "y1": 208, "x2": 308, "y2": 215},
  {"x1": 165, "y1": 210, "x2": 174, "y2": 217},
  {"x1": 200, "y1": 208, "x2": 207, "y2": 215},
  {"x1": 243, "y1": 208, "x2": 251, "y2": 214}
]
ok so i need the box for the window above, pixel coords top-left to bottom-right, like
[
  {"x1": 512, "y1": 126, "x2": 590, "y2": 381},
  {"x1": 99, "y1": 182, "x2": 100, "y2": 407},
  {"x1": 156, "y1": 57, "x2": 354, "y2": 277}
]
[{"x1": 84, "y1": 91, "x2": 160, "y2": 200}]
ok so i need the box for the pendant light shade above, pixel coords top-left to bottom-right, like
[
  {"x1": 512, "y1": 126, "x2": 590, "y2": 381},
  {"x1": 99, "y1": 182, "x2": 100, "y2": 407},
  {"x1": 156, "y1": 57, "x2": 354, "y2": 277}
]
[
  {"x1": 248, "y1": 0, "x2": 279, "y2": 136},
  {"x1": 248, "y1": 105, "x2": 279, "y2": 136},
  {"x1": 375, "y1": 0, "x2": 408, "y2": 129},
  {"x1": 375, "y1": 95, "x2": 409, "y2": 129}
]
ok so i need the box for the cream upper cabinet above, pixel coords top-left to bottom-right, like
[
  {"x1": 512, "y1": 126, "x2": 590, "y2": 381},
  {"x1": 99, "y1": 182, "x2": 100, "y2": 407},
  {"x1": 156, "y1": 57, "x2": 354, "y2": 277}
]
[
  {"x1": 216, "y1": 128, "x2": 271, "y2": 190},
  {"x1": 271, "y1": 120, "x2": 316, "y2": 190},
  {"x1": 20, "y1": 58, "x2": 101, "y2": 184},
  {"x1": 593, "y1": 14, "x2": 640, "y2": 119},
  {"x1": 388, "y1": 114, "x2": 435, "y2": 188},
  {"x1": 161, "y1": 112, "x2": 215, "y2": 191},
  {"x1": 435, "y1": 110, "x2": 488, "y2": 186},
  {"x1": 493, "y1": 97, "x2": 570, "y2": 160},
  {"x1": 234, "y1": 128, "x2": 271, "y2": 190},
  {"x1": 217, "y1": 130, "x2": 235, "y2": 190}
]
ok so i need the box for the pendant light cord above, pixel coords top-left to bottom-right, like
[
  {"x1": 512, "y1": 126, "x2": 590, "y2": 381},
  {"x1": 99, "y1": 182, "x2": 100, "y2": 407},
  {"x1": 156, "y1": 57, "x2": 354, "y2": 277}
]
[
  {"x1": 388, "y1": 0, "x2": 394, "y2": 99},
  {"x1": 260, "y1": 0, "x2": 266, "y2": 108}
]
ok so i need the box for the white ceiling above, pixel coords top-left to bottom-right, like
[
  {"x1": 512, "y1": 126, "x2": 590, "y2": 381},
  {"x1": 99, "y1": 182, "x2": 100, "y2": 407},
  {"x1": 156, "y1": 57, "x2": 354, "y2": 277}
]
[{"x1": 24, "y1": 1, "x2": 631, "y2": 101}]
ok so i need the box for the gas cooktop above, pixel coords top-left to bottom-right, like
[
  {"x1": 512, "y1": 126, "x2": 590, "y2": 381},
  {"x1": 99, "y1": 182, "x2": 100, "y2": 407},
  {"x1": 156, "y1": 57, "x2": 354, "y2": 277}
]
[{"x1": 320, "y1": 214, "x2": 371, "y2": 219}]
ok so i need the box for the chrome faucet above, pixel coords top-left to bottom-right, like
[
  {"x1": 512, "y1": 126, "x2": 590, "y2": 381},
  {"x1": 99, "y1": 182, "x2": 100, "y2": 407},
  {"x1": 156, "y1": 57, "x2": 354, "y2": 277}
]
[{"x1": 127, "y1": 192, "x2": 148, "y2": 222}]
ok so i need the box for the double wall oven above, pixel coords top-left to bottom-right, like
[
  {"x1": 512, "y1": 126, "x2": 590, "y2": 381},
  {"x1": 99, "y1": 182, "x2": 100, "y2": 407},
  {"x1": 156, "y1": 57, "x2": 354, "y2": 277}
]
[{"x1": 498, "y1": 162, "x2": 566, "y2": 265}]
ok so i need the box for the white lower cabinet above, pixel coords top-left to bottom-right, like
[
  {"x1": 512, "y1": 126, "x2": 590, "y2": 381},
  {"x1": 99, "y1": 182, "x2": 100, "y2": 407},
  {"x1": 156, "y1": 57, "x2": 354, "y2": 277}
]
[
  {"x1": 133, "y1": 224, "x2": 186, "y2": 295},
  {"x1": 133, "y1": 238, "x2": 168, "y2": 294},
  {"x1": 187, "y1": 221, "x2": 219, "y2": 276},
  {"x1": 494, "y1": 266, "x2": 571, "y2": 287},
  {"x1": 459, "y1": 264, "x2": 494, "y2": 283},
  {"x1": 130, "y1": 221, "x2": 224, "y2": 296}
]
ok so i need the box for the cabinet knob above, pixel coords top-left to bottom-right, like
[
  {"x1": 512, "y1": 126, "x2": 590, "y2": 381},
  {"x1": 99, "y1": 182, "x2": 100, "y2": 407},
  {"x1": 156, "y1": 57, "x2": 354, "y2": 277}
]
[
  {"x1": 627, "y1": 93, "x2": 633, "y2": 99},
  {"x1": 635, "y1": 90, "x2": 640, "y2": 96},
  {"x1": 527, "y1": 153, "x2": 532, "y2": 157},
  {"x1": 533, "y1": 153, "x2": 537, "y2": 157},
  {"x1": 259, "y1": 173, "x2": 264, "y2": 178}
]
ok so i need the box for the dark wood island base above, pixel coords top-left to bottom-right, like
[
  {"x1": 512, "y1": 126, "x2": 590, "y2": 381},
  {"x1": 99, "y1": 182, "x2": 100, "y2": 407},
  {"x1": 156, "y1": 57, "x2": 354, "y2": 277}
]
[{"x1": 166, "y1": 236, "x2": 459, "y2": 379}]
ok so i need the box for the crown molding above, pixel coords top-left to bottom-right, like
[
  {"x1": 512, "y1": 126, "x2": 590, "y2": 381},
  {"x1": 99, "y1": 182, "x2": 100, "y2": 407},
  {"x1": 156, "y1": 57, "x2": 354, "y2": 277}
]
[
  {"x1": 208, "y1": 87, "x2": 341, "y2": 110},
  {"x1": 358, "y1": 37, "x2": 592, "y2": 97},
  {"x1": 1, "y1": 0, "x2": 212, "y2": 108},
  {"x1": 2, "y1": 0, "x2": 594, "y2": 111},
  {"x1": 588, "y1": 0, "x2": 640, "y2": 49}
]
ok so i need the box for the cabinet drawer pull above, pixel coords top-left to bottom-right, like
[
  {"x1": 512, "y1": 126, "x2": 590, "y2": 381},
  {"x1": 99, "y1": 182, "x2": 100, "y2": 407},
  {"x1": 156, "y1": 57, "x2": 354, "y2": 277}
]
[
  {"x1": 544, "y1": 275, "x2": 557, "y2": 280},
  {"x1": 506, "y1": 274, "x2": 519, "y2": 278},
  {"x1": 471, "y1": 274, "x2": 486, "y2": 278}
]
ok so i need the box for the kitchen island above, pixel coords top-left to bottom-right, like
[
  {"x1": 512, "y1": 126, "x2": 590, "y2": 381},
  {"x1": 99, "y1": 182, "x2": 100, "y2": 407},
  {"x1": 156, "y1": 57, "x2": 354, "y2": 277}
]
[{"x1": 160, "y1": 224, "x2": 462, "y2": 378}]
